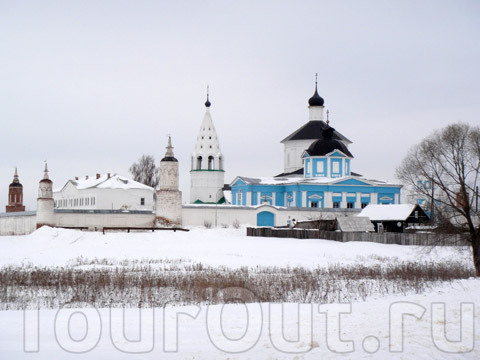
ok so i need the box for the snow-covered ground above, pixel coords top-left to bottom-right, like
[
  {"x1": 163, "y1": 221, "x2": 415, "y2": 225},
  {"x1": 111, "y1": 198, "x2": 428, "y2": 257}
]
[
  {"x1": 0, "y1": 227, "x2": 478, "y2": 359},
  {"x1": 0, "y1": 226, "x2": 473, "y2": 268}
]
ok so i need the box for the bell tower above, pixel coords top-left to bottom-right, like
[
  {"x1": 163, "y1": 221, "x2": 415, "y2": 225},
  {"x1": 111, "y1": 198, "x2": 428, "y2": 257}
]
[
  {"x1": 190, "y1": 89, "x2": 225, "y2": 203},
  {"x1": 6, "y1": 167, "x2": 26, "y2": 213}
]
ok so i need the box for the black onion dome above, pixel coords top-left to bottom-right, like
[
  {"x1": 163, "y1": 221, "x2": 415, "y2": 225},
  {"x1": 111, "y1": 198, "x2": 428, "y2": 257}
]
[
  {"x1": 9, "y1": 182, "x2": 22, "y2": 187},
  {"x1": 205, "y1": 96, "x2": 211, "y2": 107},
  {"x1": 306, "y1": 126, "x2": 353, "y2": 157},
  {"x1": 308, "y1": 86, "x2": 324, "y2": 106}
]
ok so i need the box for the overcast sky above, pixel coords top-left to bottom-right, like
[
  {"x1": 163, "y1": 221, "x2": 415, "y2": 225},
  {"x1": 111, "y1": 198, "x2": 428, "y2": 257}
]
[{"x1": 1, "y1": 0, "x2": 479, "y2": 210}]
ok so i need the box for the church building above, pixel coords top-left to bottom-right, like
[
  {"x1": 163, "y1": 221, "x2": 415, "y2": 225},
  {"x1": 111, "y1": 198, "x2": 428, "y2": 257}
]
[{"x1": 230, "y1": 81, "x2": 402, "y2": 209}]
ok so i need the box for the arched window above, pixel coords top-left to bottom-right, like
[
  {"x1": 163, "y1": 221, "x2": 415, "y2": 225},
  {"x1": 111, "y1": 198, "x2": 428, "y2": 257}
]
[
  {"x1": 208, "y1": 156, "x2": 214, "y2": 170},
  {"x1": 197, "y1": 156, "x2": 202, "y2": 170},
  {"x1": 219, "y1": 156, "x2": 223, "y2": 170}
]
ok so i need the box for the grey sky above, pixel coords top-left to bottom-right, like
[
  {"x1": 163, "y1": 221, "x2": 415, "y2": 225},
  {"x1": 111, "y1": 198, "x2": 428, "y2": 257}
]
[{"x1": 1, "y1": 0, "x2": 479, "y2": 210}]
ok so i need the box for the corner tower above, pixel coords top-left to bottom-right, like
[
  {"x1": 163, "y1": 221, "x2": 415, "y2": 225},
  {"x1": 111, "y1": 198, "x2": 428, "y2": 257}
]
[
  {"x1": 156, "y1": 137, "x2": 182, "y2": 226},
  {"x1": 190, "y1": 90, "x2": 225, "y2": 203},
  {"x1": 6, "y1": 168, "x2": 26, "y2": 213},
  {"x1": 36, "y1": 163, "x2": 54, "y2": 228}
]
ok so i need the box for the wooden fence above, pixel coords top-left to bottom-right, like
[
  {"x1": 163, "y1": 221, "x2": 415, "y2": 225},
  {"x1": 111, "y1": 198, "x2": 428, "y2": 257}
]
[{"x1": 246, "y1": 227, "x2": 469, "y2": 246}]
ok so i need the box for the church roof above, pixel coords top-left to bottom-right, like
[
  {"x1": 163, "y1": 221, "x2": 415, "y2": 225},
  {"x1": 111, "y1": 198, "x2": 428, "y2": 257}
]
[
  {"x1": 10, "y1": 167, "x2": 22, "y2": 187},
  {"x1": 308, "y1": 85, "x2": 324, "y2": 106},
  {"x1": 306, "y1": 138, "x2": 354, "y2": 158},
  {"x1": 192, "y1": 100, "x2": 222, "y2": 157},
  {"x1": 274, "y1": 168, "x2": 304, "y2": 177},
  {"x1": 232, "y1": 175, "x2": 399, "y2": 187},
  {"x1": 161, "y1": 136, "x2": 178, "y2": 162},
  {"x1": 55, "y1": 174, "x2": 153, "y2": 192},
  {"x1": 280, "y1": 121, "x2": 351, "y2": 144}
]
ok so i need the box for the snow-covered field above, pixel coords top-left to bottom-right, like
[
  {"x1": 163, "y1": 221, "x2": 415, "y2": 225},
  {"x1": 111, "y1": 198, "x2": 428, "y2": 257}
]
[
  {"x1": 0, "y1": 226, "x2": 473, "y2": 268},
  {"x1": 0, "y1": 227, "x2": 478, "y2": 359}
]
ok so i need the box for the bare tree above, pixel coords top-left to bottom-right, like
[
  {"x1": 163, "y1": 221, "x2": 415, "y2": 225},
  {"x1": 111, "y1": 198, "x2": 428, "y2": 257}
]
[
  {"x1": 396, "y1": 123, "x2": 480, "y2": 275},
  {"x1": 129, "y1": 155, "x2": 160, "y2": 189}
]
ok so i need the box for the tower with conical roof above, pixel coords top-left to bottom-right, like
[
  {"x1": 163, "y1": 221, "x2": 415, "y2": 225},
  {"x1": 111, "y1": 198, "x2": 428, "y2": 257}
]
[
  {"x1": 190, "y1": 90, "x2": 225, "y2": 203},
  {"x1": 156, "y1": 136, "x2": 182, "y2": 226},
  {"x1": 36, "y1": 163, "x2": 55, "y2": 228},
  {"x1": 6, "y1": 168, "x2": 26, "y2": 213}
]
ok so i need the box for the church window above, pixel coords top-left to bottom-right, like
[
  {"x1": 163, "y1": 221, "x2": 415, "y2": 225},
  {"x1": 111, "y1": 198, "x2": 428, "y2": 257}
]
[
  {"x1": 208, "y1": 156, "x2": 214, "y2": 170},
  {"x1": 140, "y1": 197, "x2": 145, "y2": 205},
  {"x1": 202, "y1": 136, "x2": 204, "y2": 139},
  {"x1": 209, "y1": 136, "x2": 211, "y2": 139},
  {"x1": 347, "y1": 202, "x2": 354, "y2": 209},
  {"x1": 333, "y1": 202, "x2": 340, "y2": 208},
  {"x1": 197, "y1": 156, "x2": 202, "y2": 169},
  {"x1": 333, "y1": 161, "x2": 340, "y2": 173},
  {"x1": 310, "y1": 202, "x2": 318, "y2": 208},
  {"x1": 219, "y1": 156, "x2": 223, "y2": 170},
  {"x1": 317, "y1": 161, "x2": 324, "y2": 173},
  {"x1": 361, "y1": 203, "x2": 368, "y2": 208},
  {"x1": 209, "y1": 145, "x2": 212, "y2": 149},
  {"x1": 238, "y1": 190, "x2": 243, "y2": 205}
]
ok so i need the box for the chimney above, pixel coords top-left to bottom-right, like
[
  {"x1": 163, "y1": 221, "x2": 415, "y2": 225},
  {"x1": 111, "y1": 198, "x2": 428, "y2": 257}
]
[
  {"x1": 96, "y1": 173, "x2": 100, "y2": 179},
  {"x1": 107, "y1": 173, "x2": 111, "y2": 179},
  {"x1": 75, "y1": 177, "x2": 79, "y2": 180}
]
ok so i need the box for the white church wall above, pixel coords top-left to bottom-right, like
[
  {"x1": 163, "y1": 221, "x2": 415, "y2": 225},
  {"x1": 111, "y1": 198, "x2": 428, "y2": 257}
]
[{"x1": 284, "y1": 139, "x2": 314, "y2": 173}]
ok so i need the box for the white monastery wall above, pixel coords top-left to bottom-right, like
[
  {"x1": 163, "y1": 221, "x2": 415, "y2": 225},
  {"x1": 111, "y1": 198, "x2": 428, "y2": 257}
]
[
  {"x1": 182, "y1": 205, "x2": 359, "y2": 227},
  {"x1": 54, "y1": 212, "x2": 155, "y2": 230},
  {"x1": 0, "y1": 212, "x2": 37, "y2": 236}
]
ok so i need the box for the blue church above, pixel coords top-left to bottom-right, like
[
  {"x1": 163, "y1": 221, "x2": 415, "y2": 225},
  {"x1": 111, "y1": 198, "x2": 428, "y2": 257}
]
[{"x1": 230, "y1": 82, "x2": 402, "y2": 209}]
